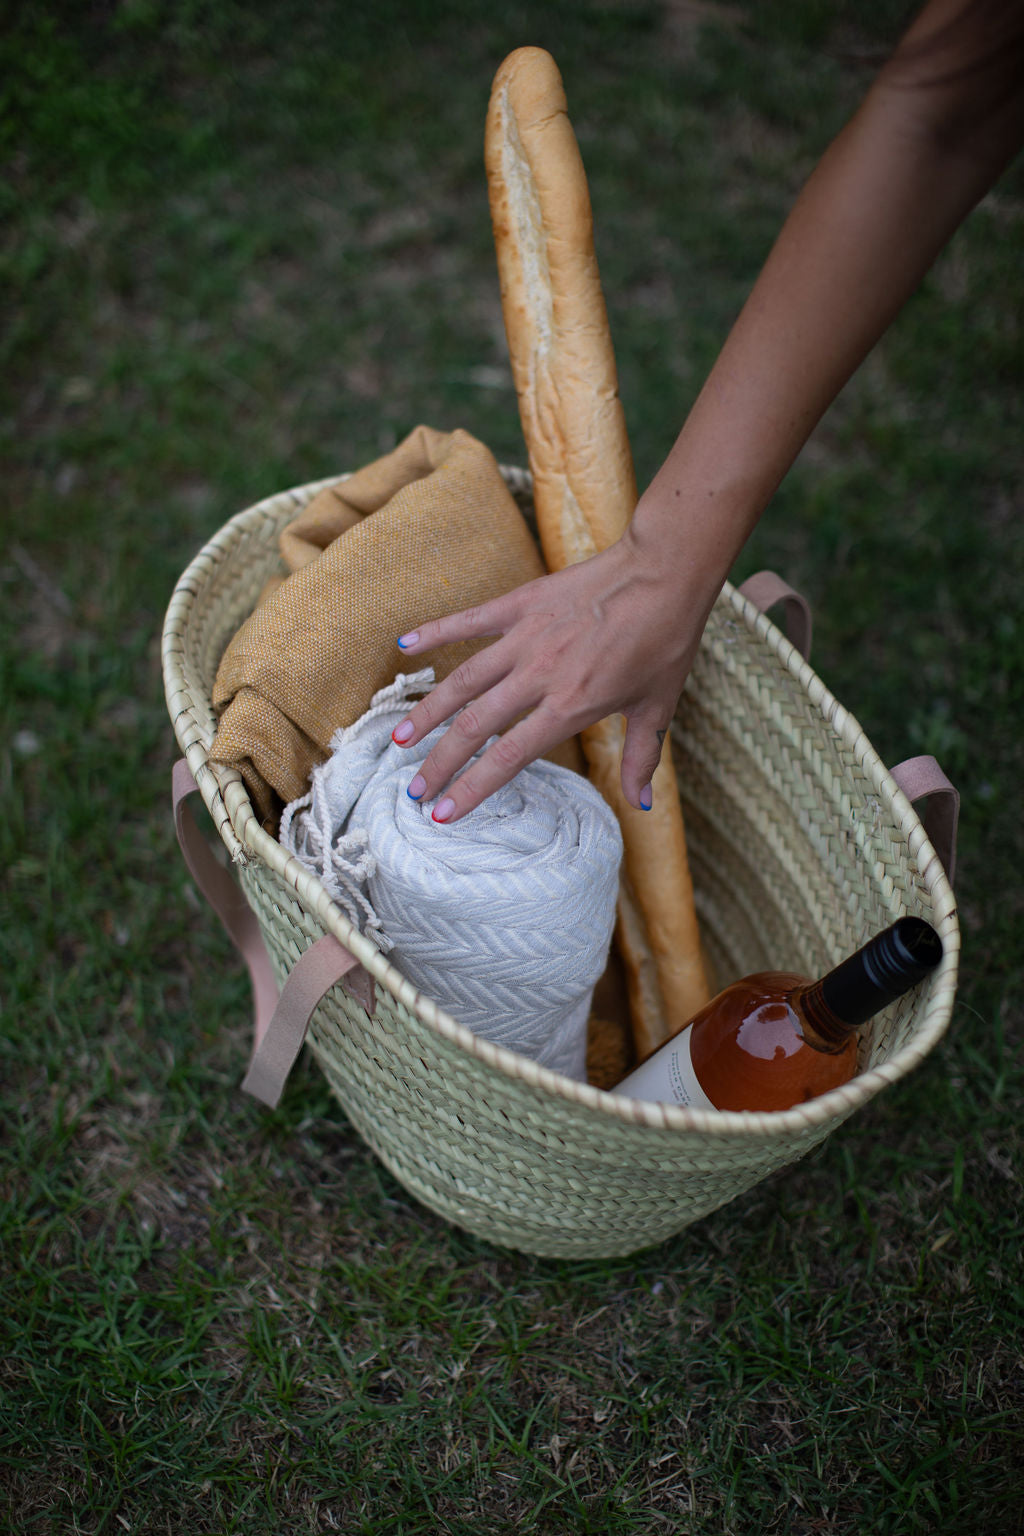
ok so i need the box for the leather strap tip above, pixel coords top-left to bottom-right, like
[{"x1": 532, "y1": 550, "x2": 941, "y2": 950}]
[{"x1": 240, "y1": 1064, "x2": 285, "y2": 1110}]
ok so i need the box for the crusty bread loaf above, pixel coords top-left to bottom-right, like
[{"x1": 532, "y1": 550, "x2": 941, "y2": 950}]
[{"x1": 485, "y1": 46, "x2": 710, "y2": 1057}]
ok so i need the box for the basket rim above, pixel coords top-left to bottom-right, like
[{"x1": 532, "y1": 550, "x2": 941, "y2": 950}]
[{"x1": 162, "y1": 469, "x2": 960, "y2": 1140}]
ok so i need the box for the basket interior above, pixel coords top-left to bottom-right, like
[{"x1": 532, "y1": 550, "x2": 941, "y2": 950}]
[{"x1": 166, "y1": 472, "x2": 951, "y2": 1084}]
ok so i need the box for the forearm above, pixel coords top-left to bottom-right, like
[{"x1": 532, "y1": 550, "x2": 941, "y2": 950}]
[
  {"x1": 631, "y1": 0, "x2": 1024, "y2": 593},
  {"x1": 391, "y1": 1, "x2": 1022, "y2": 819}
]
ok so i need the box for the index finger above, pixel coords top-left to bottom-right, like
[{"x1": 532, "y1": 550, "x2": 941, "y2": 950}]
[{"x1": 397, "y1": 592, "x2": 517, "y2": 658}]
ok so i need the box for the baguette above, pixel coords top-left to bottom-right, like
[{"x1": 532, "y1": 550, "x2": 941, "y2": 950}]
[{"x1": 486, "y1": 46, "x2": 710, "y2": 1057}]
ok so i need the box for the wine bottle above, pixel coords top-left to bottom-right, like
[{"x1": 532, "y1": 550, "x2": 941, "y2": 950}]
[{"x1": 611, "y1": 917, "x2": 942, "y2": 1112}]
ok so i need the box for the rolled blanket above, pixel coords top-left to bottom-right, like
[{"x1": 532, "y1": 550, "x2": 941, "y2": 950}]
[{"x1": 280, "y1": 672, "x2": 623, "y2": 1081}]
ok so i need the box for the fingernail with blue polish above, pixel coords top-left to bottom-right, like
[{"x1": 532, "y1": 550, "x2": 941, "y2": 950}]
[
  {"x1": 407, "y1": 774, "x2": 426, "y2": 801},
  {"x1": 397, "y1": 631, "x2": 419, "y2": 650},
  {"x1": 639, "y1": 784, "x2": 653, "y2": 811}
]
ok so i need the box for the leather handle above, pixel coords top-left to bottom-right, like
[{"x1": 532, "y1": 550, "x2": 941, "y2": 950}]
[
  {"x1": 890, "y1": 754, "x2": 959, "y2": 887},
  {"x1": 738, "y1": 570, "x2": 812, "y2": 660},
  {"x1": 172, "y1": 759, "x2": 375, "y2": 1107},
  {"x1": 241, "y1": 932, "x2": 363, "y2": 1108},
  {"x1": 736, "y1": 581, "x2": 957, "y2": 883},
  {"x1": 172, "y1": 758, "x2": 281, "y2": 1028}
]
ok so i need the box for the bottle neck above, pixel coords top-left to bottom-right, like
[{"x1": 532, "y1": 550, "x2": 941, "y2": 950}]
[
  {"x1": 793, "y1": 980, "x2": 858, "y2": 1052},
  {"x1": 792, "y1": 917, "x2": 943, "y2": 1052}
]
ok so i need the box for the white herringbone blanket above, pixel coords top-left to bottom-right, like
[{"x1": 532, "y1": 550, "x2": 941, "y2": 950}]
[{"x1": 279, "y1": 671, "x2": 622, "y2": 1080}]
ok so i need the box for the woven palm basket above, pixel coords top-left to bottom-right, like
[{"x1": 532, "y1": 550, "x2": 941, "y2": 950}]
[{"x1": 162, "y1": 466, "x2": 959, "y2": 1259}]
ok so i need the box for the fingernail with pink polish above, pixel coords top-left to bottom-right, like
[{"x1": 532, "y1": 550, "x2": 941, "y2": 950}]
[
  {"x1": 639, "y1": 784, "x2": 653, "y2": 811},
  {"x1": 397, "y1": 632, "x2": 419, "y2": 650},
  {"x1": 407, "y1": 774, "x2": 426, "y2": 801},
  {"x1": 432, "y1": 797, "x2": 455, "y2": 823},
  {"x1": 392, "y1": 719, "x2": 415, "y2": 744}
]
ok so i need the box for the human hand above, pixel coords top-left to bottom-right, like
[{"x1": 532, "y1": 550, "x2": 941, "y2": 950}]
[{"x1": 388, "y1": 529, "x2": 714, "y2": 823}]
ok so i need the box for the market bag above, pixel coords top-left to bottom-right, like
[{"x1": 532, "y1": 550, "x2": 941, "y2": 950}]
[{"x1": 163, "y1": 466, "x2": 960, "y2": 1259}]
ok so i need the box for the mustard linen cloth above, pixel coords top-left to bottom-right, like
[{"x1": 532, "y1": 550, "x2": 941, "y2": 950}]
[{"x1": 210, "y1": 425, "x2": 552, "y2": 824}]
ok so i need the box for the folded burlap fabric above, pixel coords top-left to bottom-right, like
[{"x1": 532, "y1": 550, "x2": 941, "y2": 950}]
[
  {"x1": 280, "y1": 672, "x2": 623, "y2": 1082},
  {"x1": 210, "y1": 425, "x2": 561, "y2": 825}
]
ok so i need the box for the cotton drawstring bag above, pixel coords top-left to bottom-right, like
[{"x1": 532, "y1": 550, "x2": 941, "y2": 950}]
[{"x1": 279, "y1": 669, "x2": 623, "y2": 1081}]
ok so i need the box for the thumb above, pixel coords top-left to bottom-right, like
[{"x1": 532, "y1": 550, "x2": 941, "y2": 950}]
[{"x1": 620, "y1": 711, "x2": 668, "y2": 812}]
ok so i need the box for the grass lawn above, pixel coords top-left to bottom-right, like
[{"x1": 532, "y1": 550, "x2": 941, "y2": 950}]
[{"x1": 2, "y1": 2, "x2": 1021, "y2": 1531}]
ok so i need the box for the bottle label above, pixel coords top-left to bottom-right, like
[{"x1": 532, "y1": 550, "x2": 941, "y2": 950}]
[{"x1": 612, "y1": 1024, "x2": 717, "y2": 1110}]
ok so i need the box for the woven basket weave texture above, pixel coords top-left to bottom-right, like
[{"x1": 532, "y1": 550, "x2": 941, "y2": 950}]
[{"x1": 162, "y1": 468, "x2": 959, "y2": 1258}]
